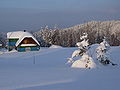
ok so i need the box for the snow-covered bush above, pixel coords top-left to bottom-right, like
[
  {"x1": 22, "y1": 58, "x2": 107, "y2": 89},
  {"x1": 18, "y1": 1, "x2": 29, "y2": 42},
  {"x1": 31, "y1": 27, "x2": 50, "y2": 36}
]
[
  {"x1": 96, "y1": 38, "x2": 117, "y2": 66},
  {"x1": 67, "y1": 33, "x2": 96, "y2": 69},
  {"x1": 71, "y1": 53, "x2": 96, "y2": 68}
]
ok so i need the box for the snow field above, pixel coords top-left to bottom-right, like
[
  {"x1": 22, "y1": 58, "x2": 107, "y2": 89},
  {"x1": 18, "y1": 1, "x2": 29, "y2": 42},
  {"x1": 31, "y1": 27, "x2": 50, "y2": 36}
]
[{"x1": 0, "y1": 46, "x2": 120, "y2": 90}]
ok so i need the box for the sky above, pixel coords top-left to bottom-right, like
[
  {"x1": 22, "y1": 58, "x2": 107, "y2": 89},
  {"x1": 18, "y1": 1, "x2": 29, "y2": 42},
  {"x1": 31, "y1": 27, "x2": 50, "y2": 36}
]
[{"x1": 0, "y1": 0, "x2": 120, "y2": 32}]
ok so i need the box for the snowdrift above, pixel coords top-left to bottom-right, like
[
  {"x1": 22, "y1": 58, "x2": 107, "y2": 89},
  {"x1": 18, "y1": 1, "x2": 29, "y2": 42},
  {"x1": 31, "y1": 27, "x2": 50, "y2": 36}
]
[{"x1": 49, "y1": 45, "x2": 63, "y2": 48}]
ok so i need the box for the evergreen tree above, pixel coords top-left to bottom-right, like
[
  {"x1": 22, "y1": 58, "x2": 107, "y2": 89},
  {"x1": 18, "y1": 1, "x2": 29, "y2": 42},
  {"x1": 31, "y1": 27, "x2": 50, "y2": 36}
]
[
  {"x1": 67, "y1": 33, "x2": 96, "y2": 69},
  {"x1": 96, "y1": 38, "x2": 117, "y2": 66}
]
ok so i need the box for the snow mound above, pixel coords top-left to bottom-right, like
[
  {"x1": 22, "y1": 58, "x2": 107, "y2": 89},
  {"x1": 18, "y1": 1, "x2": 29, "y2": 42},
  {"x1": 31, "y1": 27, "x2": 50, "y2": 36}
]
[
  {"x1": 0, "y1": 51, "x2": 4, "y2": 55},
  {"x1": 9, "y1": 49, "x2": 18, "y2": 53},
  {"x1": 72, "y1": 54, "x2": 96, "y2": 69},
  {"x1": 49, "y1": 45, "x2": 63, "y2": 48}
]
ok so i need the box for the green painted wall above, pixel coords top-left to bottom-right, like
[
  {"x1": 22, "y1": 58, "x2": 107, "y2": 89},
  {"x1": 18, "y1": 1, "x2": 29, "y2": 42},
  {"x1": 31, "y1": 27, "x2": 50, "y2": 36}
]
[
  {"x1": 17, "y1": 46, "x2": 40, "y2": 52},
  {"x1": 8, "y1": 38, "x2": 19, "y2": 51}
]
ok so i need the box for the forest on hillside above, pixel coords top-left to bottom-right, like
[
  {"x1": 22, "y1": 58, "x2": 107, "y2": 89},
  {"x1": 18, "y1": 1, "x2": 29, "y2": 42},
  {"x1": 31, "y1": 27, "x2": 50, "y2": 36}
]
[
  {"x1": 0, "y1": 21, "x2": 120, "y2": 47},
  {"x1": 34, "y1": 21, "x2": 120, "y2": 47}
]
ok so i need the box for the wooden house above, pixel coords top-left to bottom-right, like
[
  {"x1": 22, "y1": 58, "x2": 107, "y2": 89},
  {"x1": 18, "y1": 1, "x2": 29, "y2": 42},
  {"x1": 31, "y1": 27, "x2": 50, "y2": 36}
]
[{"x1": 7, "y1": 31, "x2": 40, "y2": 52}]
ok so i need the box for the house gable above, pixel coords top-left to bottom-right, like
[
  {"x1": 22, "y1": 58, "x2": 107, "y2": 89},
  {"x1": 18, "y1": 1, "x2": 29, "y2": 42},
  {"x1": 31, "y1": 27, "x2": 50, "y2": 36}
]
[
  {"x1": 15, "y1": 32, "x2": 40, "y2": 47},
  {"x1": 18, "y1": 37, "x2": 38, "y2": 46}
]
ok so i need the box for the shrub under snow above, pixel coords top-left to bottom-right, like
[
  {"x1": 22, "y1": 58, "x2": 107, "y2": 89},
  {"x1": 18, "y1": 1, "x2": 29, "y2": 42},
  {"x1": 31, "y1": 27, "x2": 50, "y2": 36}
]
[
  {"x1": 71, "y1": 53, "x2": 96, "y2": 68},
  {"x1": 68, "y1": 33, "x2": 96, "y2": 69}
]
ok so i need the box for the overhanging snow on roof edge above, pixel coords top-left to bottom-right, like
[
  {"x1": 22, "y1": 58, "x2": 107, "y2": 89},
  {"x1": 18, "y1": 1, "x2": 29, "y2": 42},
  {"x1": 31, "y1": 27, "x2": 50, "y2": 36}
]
[{"x1": 16, "y1": 35, "x2": 40, "y2": 47}]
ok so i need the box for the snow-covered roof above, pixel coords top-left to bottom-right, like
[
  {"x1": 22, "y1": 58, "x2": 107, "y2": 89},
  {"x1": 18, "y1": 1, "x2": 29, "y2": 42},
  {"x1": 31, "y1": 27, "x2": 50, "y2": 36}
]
[
  {"x1": 7, "y1": 31, "x2": 40, "y2": 46},
  {"x1": 7, "y1": 31, "x2": 26, "y2": 39}
]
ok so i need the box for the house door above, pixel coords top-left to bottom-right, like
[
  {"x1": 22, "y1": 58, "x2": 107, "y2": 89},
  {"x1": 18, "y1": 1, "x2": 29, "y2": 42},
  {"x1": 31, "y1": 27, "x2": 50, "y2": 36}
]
[{"x1": 25, "y1": 47, "x2": 31, "y2": 51}]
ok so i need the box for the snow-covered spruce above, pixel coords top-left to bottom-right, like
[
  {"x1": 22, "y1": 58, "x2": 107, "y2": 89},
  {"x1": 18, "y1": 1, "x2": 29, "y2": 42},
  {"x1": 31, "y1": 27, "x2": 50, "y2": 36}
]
[
  {"x1": 96, "y1": 38, "x2": 117, "y2": 66},
  {"x1": 67, "y1": 33, "x2": 96, "y2": 69}
]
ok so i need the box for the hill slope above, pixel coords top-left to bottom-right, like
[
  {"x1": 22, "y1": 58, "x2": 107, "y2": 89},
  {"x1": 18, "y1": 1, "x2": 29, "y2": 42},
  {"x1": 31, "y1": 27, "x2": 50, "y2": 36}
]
[{"x1": 35, "y1": 21, "x2": 120, "y2": 46}]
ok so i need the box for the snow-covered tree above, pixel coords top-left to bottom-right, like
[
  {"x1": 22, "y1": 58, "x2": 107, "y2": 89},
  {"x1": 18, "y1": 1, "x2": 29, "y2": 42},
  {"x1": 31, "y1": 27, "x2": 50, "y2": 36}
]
[
  {"x1": 67, "y1": 33, "x2": 96, "y2": 69},
  {"x1": 96, "y1": 38, "x2": 117, "y2": 66},
  {"x1": 34, "y1": 21, "x2": 120, "y2": 47}
]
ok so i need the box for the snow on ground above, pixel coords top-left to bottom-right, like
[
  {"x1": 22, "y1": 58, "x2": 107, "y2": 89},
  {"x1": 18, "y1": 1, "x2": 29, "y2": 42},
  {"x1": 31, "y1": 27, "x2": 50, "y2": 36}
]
[
  {"x1": 49, "y1": 45, "x2": 63, "y2": 48},
  {"x1": 0, "y1": 46, "x2": 120, "y2": 90}
]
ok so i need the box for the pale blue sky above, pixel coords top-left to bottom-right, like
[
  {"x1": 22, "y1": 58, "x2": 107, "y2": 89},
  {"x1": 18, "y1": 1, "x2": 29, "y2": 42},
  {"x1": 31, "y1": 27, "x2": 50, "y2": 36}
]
[{"x1": 0, "y1": 0, "x2": 120, "y2": 32}]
